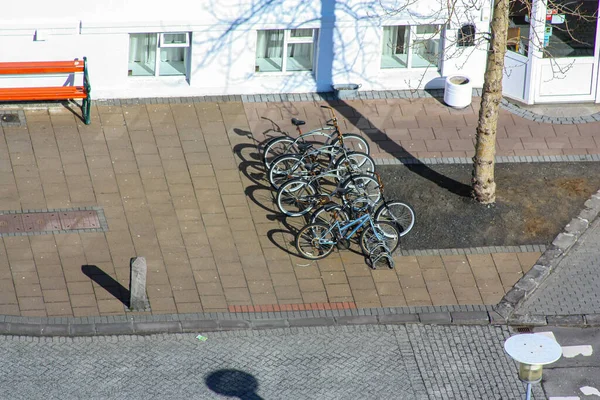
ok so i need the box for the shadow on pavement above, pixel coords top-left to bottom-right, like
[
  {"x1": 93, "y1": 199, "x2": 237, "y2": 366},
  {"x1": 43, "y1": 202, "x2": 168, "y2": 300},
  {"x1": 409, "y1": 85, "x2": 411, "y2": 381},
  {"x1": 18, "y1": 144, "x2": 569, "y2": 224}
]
[
  {"x1": 82, "y1": 265, "x2": 130, "y2": 308},
  {"x1": 205, "y1": 369, "x2": 263, "y2": 400},
  {"x1": 325, "y1": 99, "x2": 473, "y2": 198}
]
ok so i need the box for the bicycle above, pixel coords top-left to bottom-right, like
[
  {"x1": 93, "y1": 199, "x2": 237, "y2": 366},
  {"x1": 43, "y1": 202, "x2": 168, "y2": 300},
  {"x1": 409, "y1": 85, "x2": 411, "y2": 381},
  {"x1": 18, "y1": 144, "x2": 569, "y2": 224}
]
[
  {"x1": 276, "y1": 173, "x2": 382, "y2": 217},
  {"x1": 295, "y1": 209, "x2": 400, "y2": 261},
  {"x1": 261, "y1": 106, "x2": 370, "y2": 169},
  {"x1": 310, "y1": 172, "x2": 415, "y2": 237},
  {"x1": 267, "y1": 143, "x2": 376, "y2": 190}
]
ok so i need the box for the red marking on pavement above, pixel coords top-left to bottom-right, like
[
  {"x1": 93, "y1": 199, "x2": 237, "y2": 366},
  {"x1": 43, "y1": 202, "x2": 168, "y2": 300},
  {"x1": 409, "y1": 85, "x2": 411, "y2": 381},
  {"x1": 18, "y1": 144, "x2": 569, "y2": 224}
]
[{"x1": 228, "y1": 301, "x2": 357, "y2": 313}]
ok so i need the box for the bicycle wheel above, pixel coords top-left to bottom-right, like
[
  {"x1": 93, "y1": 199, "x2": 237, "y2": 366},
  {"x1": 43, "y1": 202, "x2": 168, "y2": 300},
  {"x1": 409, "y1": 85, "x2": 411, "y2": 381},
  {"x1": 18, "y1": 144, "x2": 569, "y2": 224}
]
[
  {"x1": 276, "y1": 178, "x2": 318, "y2": 217},
  {"x1": 262, "y1": 136, "x2": 297, "y2": 169},
  {"x1": 310, "y1": 203, "x2": 350, "y2": 225},
  {"x1": 295, "y1": 223, "x2": 336, "y2": 260},
  {"x1": 375, "y1": 201, "x2": 416, "y2": 237},
  {"x1": 268, "y1": 154, "x2": 309, "y2": 190},
  {"x1": 334, "y1": 151, "x2": 376, "y2": 181},
  {"x1": 330, "y1": 133, "x2": 370, "y2": 155},
  {"x1": 340, "y1": 174, "x2": 382, "y2": 205},
  {"x1": 360, "y1": 221, "x2": 400, "y2": 255}
]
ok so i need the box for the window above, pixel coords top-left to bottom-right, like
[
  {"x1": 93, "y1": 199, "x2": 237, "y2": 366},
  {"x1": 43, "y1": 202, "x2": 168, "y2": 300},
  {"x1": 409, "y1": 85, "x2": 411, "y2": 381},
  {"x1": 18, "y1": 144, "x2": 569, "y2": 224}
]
[
  {"x1": 255, "y1": 29, "x2": 317, "y2": 73},
  {"x1": 508, "y1": 0, "x2": 530, "y2": 56},
  {"x1": 381, "y1": 25, "x2": 441, "y2": 69},
  {"x1": 458, "y1": 24, "x2": 476, "y2": 47},
  {"x1": 128, "y1": 33, "x2": 190, "y2": 77},
  {"x1": 541, "y1": 0, "x2": 597, "y2": 58}
]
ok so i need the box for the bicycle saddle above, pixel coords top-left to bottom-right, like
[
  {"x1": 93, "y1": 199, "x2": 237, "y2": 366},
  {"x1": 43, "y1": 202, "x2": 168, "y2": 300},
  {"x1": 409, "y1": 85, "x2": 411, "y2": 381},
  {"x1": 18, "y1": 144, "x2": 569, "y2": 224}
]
[
  {"x1": 297, "y1": 142, "x2": 313, "y2": 152},
  {"x1": 291, "y1": 118, "x2": 306, "y2": 126}
]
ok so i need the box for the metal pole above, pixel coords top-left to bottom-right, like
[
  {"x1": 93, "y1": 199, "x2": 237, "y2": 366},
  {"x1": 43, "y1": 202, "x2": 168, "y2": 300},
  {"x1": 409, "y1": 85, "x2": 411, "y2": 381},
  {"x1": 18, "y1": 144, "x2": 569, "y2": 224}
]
[{"x1": 525, "y1": 383, "x2": 532, "y2": 400}]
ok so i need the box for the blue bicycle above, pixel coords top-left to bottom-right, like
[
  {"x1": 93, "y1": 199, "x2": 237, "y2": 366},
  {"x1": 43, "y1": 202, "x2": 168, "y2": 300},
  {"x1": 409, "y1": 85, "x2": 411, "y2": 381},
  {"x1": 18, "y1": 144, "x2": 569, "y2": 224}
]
[{"x1": 295, "y1": 207, "x2": 400, "y2": 261}]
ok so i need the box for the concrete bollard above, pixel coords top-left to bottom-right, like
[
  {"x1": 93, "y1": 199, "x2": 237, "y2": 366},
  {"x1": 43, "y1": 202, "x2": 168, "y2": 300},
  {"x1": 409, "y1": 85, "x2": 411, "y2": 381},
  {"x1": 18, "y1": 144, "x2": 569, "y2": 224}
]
[{"x1": 130, "y1": 257, "x2": 150, "y2": 311}]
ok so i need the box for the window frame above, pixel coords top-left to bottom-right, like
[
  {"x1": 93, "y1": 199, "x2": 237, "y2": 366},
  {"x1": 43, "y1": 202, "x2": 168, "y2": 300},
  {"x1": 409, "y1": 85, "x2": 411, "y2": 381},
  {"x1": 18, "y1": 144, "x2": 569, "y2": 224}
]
[
  {"x1": 128, "y1": 32, "x2": 191, "y2": 78},
  {"x1": 255, "y1": 28, "x2": 318, "y2": 74},
  {"x1": 381, "y1": 24, "x2": 442, "y2": 70},
  {"x1": 159, "y1": 32, "x2": 190, "y2": 48}
]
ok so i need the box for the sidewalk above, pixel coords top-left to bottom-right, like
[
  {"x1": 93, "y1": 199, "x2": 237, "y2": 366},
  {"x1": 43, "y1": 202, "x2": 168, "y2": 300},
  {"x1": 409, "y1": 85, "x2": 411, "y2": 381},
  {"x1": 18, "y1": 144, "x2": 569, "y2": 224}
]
[{"x1": 0, "y1": 93, "x2": 597, "y2": 319}]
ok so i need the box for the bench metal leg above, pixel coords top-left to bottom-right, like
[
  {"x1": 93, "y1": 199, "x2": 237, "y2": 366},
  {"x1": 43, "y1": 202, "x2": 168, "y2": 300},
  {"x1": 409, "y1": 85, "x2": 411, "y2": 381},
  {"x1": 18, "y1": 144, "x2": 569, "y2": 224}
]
[{"x1": 82, "y1": 97, "x2": 91, "y2": 125}]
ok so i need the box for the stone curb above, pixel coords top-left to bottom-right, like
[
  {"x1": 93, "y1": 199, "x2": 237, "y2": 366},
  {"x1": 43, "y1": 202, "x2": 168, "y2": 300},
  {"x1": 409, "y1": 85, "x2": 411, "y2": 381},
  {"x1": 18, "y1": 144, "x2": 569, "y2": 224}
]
[
  {"x1": 375, "y1": 154, "x2": 600, "y2": 166},
  {"x1": 495, "y1": 188, "x2": 600, "y2": 322},
  {"x1": 1, "y1": 308, "x2": 599, "y2": 337}
]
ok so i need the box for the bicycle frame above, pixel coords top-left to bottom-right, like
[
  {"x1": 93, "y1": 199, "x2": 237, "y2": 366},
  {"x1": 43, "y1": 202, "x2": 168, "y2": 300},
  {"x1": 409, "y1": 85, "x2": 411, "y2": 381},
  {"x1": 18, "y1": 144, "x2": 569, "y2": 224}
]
[
  {"x1": 274, "y1": 147, "x2": 358, "y2": 183},
  {"x1": 318, "y1": 213, "x2": 375, "y2": 246}
]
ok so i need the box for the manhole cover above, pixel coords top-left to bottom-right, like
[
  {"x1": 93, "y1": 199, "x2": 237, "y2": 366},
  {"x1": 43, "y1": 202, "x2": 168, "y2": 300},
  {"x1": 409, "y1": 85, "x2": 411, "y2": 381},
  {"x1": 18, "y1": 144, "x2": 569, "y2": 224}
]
[{"x1": 0, "y1": 114, "x2": 19, "y2": 123}]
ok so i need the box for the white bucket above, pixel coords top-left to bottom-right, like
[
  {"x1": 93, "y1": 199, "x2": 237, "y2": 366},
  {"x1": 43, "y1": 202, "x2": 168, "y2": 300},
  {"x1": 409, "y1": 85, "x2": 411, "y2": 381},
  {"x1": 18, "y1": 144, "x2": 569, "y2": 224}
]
[{"x1": 443, "y1": 75, "x2": 473, "y2": 109}]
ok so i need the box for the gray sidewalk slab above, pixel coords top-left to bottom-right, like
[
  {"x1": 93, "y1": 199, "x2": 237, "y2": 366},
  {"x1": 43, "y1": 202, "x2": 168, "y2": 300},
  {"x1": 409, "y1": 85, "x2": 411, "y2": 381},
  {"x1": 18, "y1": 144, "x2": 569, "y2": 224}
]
[{"x1": 514, "y1": 216, "x2": 600, "y2": 316}]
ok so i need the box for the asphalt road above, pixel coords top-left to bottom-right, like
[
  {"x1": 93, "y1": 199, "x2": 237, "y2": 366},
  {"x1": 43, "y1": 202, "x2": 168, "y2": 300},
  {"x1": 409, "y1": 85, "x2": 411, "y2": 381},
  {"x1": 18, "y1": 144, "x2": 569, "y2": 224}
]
[{"x1": 535, "y1": 326, "x2": 600, "y2": 399}]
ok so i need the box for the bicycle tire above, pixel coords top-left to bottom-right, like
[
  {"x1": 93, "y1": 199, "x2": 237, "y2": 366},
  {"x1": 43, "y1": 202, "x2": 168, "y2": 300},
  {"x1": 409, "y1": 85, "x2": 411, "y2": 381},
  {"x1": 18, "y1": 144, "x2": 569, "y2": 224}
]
[
  {"x1": 310, "y1": 204, "x2": 351, "y2": 225},
  {"x1": 330, "y1": 133, "x2": 370, "y2": 155},
  {"x1": 262, "y1": 136, "x2": 297, "y2": 169},
  {"x1": 295, "y1": 223, "x2": 336, "y2": 260},
  {"x1": 263, "y1": 130, "x2": 333, "y2": 169},
  {"x1": 374, "y1": 201, "x2": 416, "y2": 237},
  {"x1": 340, "y1": 174, "x2": 382, "y2": 205},
  {"x1": 268, "y1": 154, "x2": 309, "y2": 190},
  {"x1": 276, "y1": 178, "x2": 318, "y2": 217},
  {"x1": 360, "y1": 221, "x2": 400, "y2": 255},
  {"x1": 334, "y1": 151, "x2": 376, "y2": 181}
]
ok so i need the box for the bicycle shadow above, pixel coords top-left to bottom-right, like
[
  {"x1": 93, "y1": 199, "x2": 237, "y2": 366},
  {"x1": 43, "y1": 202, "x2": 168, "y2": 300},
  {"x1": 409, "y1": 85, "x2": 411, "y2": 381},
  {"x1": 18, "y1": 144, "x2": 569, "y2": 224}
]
[{"x1": 233, "y1": 142, "x2": 268, "y2": 188}]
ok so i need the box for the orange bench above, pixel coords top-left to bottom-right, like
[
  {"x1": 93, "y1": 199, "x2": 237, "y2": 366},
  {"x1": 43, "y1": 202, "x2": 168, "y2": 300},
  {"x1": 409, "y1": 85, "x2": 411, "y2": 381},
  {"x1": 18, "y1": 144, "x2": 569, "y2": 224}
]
[{"x1": 0, "y1": 57, "x2": 91, "y2": 124}]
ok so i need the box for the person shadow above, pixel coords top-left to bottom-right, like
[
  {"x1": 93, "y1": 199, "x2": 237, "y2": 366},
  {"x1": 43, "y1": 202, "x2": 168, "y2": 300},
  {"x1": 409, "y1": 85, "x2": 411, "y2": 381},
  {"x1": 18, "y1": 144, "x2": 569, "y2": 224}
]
[{"x1": 205, "y1": 369, "x2": 263, "y2": 400}]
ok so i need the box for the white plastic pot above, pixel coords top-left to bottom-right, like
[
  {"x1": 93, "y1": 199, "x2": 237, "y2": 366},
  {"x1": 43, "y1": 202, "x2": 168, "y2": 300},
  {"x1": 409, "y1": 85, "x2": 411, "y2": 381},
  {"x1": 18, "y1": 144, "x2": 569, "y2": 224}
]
[{"x1": 444, "y1": 75, "x2": 473, "y2": 109}]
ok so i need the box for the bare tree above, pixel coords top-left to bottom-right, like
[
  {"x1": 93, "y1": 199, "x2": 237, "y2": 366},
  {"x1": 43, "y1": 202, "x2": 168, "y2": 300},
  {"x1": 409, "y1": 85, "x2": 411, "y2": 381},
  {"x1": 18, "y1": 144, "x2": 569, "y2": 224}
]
[{"x1": 472, "y1": 0, "x2": 509, "y2": 204}]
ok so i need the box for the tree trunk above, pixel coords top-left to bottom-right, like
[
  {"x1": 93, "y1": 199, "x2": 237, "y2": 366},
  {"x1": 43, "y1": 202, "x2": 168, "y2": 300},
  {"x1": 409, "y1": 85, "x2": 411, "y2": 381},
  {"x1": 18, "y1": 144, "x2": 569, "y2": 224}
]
[{"x1": 472, "y1": 0, "x2": 510, "y2": 204}]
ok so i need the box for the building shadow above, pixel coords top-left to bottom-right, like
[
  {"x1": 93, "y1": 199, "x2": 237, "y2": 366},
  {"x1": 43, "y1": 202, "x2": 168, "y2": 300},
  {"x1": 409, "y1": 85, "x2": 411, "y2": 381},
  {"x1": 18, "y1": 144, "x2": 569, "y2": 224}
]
[
  {"x1": 205, "y1": 369, "x2": 263, "y2": 400},
  {"x1": 325, "y1": 97, "x2": 472, "y2": 198},
  {"x1": 81, "y1": 265, "x2": 130, "y2": 307}
]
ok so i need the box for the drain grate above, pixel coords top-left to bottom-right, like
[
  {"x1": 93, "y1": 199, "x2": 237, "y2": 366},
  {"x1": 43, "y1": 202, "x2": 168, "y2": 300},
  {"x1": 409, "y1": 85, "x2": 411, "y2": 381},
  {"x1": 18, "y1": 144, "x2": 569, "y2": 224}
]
[
  {"x1": 0, "y1": 207, "x2": 108, "y2": 236},
  {"x1": 0, "y1": 110, "x2": 26, "y2": 127},
  {"x1": 515, "y1": 326, "x2": 533, "y2": 333},
  {"x1": 0, "y1": 114, "x2": 19, "y2": 123}
]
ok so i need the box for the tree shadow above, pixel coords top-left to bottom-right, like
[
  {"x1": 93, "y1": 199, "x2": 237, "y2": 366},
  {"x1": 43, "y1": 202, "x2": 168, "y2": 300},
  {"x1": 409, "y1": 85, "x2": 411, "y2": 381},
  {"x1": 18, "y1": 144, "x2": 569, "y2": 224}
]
[
  {"x1": 326, "y1": 98, "x2": 472, "y2": 198},
  {"x1": 82, "y1": 265, "x2": 130, "y2": 308},
  {"x1": 205, "y1": 369, "x2": 263, "y2": 400}
]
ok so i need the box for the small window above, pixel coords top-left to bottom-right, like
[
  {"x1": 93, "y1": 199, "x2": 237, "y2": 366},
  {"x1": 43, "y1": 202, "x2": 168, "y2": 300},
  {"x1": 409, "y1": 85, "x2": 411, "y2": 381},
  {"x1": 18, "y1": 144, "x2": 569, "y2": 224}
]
[
  {"x1": 255, "y1": 29, "x2": 318, "y2": 73},
  {"x1": 128, "y1": 32, "x2": 191, "y2": 77},
  {"x1": 160, "y1": 33, "x2": 189, "y2": 47},
  {"x1": 458, "y1": 24, "x2": 476, "y2": 47},
  {"x1": 382, "y1": 25, "x2": 441, "y2": 69}
]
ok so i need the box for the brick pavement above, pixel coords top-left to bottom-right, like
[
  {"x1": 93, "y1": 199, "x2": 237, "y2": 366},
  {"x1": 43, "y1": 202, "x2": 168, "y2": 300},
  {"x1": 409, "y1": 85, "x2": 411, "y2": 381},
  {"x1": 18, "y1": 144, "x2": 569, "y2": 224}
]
[{"x1": 2, "y1": 94, "x2": 595, "y2": 318}]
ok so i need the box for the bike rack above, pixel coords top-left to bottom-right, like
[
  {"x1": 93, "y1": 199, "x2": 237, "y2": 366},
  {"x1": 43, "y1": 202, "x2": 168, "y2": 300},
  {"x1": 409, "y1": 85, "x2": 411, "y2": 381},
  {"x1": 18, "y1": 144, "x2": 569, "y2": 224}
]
[{"x1": 367, "y1": 242, "x2": 395, "y2": 269}]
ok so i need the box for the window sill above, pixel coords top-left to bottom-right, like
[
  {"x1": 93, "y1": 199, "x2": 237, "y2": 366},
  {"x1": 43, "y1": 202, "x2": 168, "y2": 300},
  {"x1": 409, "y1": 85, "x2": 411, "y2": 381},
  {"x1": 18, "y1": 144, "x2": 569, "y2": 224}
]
[
  {"x1": 253, "y1": 71, "x2": 314, "y2": 77},
  {"x1": 127, "y1": 75, "x2": 188, "y2": 80}
]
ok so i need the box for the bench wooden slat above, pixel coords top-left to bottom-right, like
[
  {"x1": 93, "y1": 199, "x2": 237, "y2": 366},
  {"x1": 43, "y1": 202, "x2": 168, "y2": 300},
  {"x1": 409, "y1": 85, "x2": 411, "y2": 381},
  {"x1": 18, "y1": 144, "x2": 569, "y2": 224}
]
[
  {"x1": 0, "y1": 58, "x2": 91, "y2": 124},
  {"x1": 0, "y1": 60, "x2": 85, "y2": 75},
  {"x1": 0, "y1": 86, "x2": 87, "y2": 101}
]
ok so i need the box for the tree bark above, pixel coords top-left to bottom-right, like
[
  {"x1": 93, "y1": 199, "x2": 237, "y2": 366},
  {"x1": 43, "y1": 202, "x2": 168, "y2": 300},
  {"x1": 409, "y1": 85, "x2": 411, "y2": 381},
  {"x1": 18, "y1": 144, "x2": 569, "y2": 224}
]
[{"x1": 472, "y1": 0, "x2": 510, "y2": 204}]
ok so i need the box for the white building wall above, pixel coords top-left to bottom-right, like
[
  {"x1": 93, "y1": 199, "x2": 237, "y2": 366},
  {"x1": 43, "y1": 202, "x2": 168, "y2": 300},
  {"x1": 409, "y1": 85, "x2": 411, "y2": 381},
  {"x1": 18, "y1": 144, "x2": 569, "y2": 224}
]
[{"x1": 1, "y1": 0, "x2": 492, "y2": 99}]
